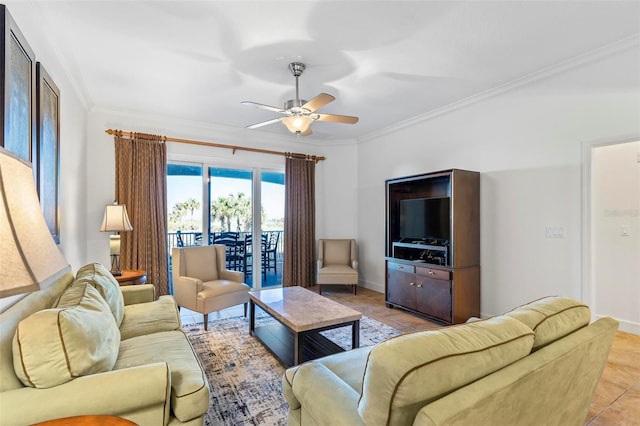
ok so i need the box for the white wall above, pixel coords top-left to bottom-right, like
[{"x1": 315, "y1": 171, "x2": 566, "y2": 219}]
[
  {"x1": 357, "y1": 44, "x2": 640, "y2": 318},
  {"x1": 85, "y1": 110, "x2": 359, "y2": 265},
  {"x1": 592, "y1": 141, "x2": 640, "y2": 333},
  {"x1": 6, "y1": 2, "x2": 89, "y2": 270},
  {"x1": 6, "y1": 3, "x2": 638, "y2": 323}
]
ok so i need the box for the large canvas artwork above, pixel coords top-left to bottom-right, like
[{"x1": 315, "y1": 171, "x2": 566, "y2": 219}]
[
  {"x1": 36, "y1": 63, "x2": 60, "y2": 243},
  {"x1": 1, "y1": 5, "x2": 36, "y2": 164}
]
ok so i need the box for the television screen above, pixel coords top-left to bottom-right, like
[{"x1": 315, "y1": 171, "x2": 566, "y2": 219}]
[{"x1": 399, "y1": 197, "x2": 450, "y2": 241}]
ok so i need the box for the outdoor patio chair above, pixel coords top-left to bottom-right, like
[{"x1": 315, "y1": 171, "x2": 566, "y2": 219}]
[
  {"x1": 213, "y1": 232, "x2": 241, "y2": 270},
  {"x1": 241, "y1": 234, "x2": 267, "y2": 281},
  {"x1": 263, "y1": 231, "x2": 280, "y2": 275}
]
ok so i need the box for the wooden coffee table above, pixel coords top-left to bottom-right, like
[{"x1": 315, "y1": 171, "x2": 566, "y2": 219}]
[{"x1": 249, "y1": 286, "x2": 362, "y2": 367}]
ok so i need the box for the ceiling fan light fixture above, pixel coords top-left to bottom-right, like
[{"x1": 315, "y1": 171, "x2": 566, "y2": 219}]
[
  {"x1": 242, "y1": 62, "x2": 358, "y2": 135},
  {"x1": 282, "y1": 115, "x2": 313, "y2": 134}
]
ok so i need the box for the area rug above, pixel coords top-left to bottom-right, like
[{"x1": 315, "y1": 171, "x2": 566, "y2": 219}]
[{"x1": 184, "y1": 314, "x2": 401, "y2": 426}]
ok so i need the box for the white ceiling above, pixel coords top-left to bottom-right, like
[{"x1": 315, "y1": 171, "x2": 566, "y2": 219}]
[{"x1": 19, "y1": 1, "x2": 640, "y2": 141}]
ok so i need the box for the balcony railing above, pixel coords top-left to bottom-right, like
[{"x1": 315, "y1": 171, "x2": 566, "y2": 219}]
[{"x1": 167, "y1": 230, "x2": 283, "y2": 281}]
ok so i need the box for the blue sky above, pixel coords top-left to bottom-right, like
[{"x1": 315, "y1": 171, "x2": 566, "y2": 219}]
[{"x1": 167, "y1": 175, "x2": 285, "y2": 224}]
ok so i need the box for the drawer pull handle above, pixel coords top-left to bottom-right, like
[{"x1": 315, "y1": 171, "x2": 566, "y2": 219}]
[
  {"x1": 409, "y1": 282, "x2": 415, "y2": 286},
  {"x1": 417, "y1": 284, "x2": 423, "y2": 288},
  {"x1": 398, "y1": 265, "x2": 404, "y2": 270},
  {"x1": 429, "y1": 270, "x2": 435, "y2": 275}
]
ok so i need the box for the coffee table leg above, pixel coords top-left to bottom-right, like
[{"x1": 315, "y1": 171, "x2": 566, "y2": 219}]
[
  {"x1": 249, "y1": 300, "x2": 255, "y2": 335},
  {"x1": 352, "y1": 320, "x2": 360, "y2": 349},
  {"x1": 294, "y1": 332, "x2": 303, "y2": 365}
]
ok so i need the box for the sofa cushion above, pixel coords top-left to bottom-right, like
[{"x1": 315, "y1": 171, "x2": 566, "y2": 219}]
[
  {"x1": 504, "y1": 296, "x2": 591, "y2": 350},
  {"x1": 317, "y1": 265, "x2": 358, "y2": 284},
  {"x1": 12, "y1": 284, "x2": 120, "y2": 389},
  {"x1": 358, "y1": 315, "x2": 535, "y2": 426},
  {"x1": 120, "y1": 296, "x2": 182, "y2": 340},
  {"x1": 115, "y1": 330, "x2": 209, "y2": 422},
  {"x1": 284, "y1": 346, "x2": 374, "y2": 411},
  {"x1": 70, "y1": 263, "x2": 125, "y2": 327}
]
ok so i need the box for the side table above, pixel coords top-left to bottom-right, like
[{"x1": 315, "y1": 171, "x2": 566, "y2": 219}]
[
  {"x1": 115, "y1": 269, "x2": 147, "y2": 286},
  {"x1": 33, "y1": 415, "x2": 136, "y2": 425}
]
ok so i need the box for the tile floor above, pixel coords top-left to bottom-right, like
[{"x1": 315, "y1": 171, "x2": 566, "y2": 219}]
[{"x1": 179, "y1": 286, "x2": 639, "y2": 425}]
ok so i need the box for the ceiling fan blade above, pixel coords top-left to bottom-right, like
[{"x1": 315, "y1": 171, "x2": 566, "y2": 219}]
[
  {"x1": 241, "y1": 101, "x2": 286, "y2": 114},
  {"x1": 246, "y1": 117, "x2": 283, "y2": 129},
  {"x1": 315, "y1": 113, "x2": 359, "y2": 124},
  {"x1": 301, "y1": 93, "x2": 335, "y2": 112}
]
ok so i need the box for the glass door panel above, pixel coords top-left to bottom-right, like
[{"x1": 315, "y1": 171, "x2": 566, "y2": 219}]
[
  {"x1": 261, "y1": 171, "x2": 285, "y2": 287},
  {"x1": 167, "y1": 163, "x2": 204, "y2": 248},
  {"x1": 209, "y1": 167, "x2": 254, "y2": 286}
]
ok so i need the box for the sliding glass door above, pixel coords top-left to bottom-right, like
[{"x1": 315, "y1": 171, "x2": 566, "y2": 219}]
[{"x1": 167, "y1": 161, "x2": 284, "y2": 290}]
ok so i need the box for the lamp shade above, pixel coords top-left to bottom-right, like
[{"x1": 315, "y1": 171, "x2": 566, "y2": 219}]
[
  {"x1": 0, "y1": 147, "x2": 69, "y2": 299},
  {"x1": 100, "y1": 204, "x2": 133, "y2": 232}
]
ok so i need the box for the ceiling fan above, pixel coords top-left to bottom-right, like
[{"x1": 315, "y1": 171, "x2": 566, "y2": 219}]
[{"x1": 241, "y1": 62, "x2": 359, "y2": 136}]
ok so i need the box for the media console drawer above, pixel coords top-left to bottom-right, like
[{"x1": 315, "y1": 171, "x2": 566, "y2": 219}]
[
  {"x1": 416, "y1": 267, "x2": 450, "y2": 280},
  {"x1": 388, "y1": 262, "x2": 415, "y2": 274}
]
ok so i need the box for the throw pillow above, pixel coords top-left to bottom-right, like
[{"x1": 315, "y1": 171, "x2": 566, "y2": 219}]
[
  {"x1": 69, "y1": 263, "x2": 125, "y2": 326},
  {"x1": 13, "y1": 284, "x2": 120, "y2": 389}
]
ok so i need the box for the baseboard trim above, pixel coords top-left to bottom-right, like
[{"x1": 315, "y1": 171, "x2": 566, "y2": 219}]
[
  {"x1": 595, "y1": 314, "x2": 639, "y2": 335},
  {"x1": 359, "y1": 280, "x2": 384, "y2": 294}
]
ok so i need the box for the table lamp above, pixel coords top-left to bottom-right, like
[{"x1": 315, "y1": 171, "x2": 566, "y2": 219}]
[
  {"x1": 100, "y1": 202, "x2": 133, "y2": 276},
  {"x1": 0, "y1": 147, "x2": 70, "y2": 308}
]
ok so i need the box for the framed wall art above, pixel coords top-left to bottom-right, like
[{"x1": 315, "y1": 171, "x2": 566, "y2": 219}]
[
  {"x1": 1, "y1": 5, "x2": 36, "y2": 165},
  {"x1": 36, "y1": 62, "x2": 60, "y2": 244}
]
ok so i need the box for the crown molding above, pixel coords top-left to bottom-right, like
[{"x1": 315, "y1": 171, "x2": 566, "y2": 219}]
[{"x1": 358, "y1": 34, "x2": 640, "y2": 144}]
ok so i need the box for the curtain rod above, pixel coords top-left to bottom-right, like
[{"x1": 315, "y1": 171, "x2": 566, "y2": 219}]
[{"x1": 105, "y1": 129, "x2": 325, "y2": 162}]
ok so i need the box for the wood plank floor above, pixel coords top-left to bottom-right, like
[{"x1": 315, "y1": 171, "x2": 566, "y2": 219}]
[{"x1": 182, "y1": 285, "x2": 639, "y2": 425}]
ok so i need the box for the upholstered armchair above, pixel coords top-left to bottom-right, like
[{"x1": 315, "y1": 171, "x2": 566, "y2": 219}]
[
  {"x1": 172, "y1": 245, "x2": 250, "y2": 330},
  {"x1": 316, "y1": 239, "x2": 358, "y2": 295}
]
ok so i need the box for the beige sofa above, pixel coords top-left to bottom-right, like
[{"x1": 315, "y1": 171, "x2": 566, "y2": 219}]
[
  {"x1": 283, "y1": 296, "x2": 618, "y2": 426},
  {"x1": 0, "y1": 263, "x2": 210, "y2": 425}
]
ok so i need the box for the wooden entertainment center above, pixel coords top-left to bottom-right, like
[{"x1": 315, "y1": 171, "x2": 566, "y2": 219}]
[{"x1": 385, "y1": 169, "x2": 480, "y2": 325}]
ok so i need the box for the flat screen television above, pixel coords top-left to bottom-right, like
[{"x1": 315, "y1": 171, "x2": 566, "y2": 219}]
[{"x1": 399, "y1": 197, "x2": 450, "y2": 241}]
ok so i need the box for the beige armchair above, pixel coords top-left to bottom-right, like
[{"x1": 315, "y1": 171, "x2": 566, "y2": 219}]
[
  {"x1": 316, "y1": 239, "x2": 358, "y2": 295},
  {"x1": 172, "y1": 245, "x2": 250, "y2": 330}
]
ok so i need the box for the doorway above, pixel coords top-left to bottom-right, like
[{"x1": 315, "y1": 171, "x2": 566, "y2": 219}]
[{"x1": 584, "y1": 140, "x2": 639, "y2": 334}]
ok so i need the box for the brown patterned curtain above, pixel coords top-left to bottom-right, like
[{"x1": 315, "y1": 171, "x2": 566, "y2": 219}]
[
  {"x1": 114, "y1": 132, "x2": 169, "y2": 296},
  {"x1": 283, "y1": 154, "x2": 316, "y2": 287}
]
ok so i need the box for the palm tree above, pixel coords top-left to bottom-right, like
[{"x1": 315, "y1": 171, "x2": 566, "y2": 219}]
[
  {"x1": 209, "y1": 192, "x2": 256, "y2": 232},
  {"x1": 181, "y1": 198, "x2": 200, "y2": 222},
  {"x1": 211, "y1": 196, "x2": 234, "y2": 231},
  {"x1": 233, "y1": 192, "x2": 251, "y2": 231}
]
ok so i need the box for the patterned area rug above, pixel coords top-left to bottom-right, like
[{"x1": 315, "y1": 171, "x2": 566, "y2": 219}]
[{"x1": 184, "y1": 314, "x2": 401, "y2": 426}]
